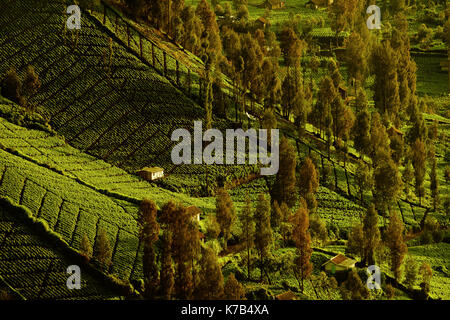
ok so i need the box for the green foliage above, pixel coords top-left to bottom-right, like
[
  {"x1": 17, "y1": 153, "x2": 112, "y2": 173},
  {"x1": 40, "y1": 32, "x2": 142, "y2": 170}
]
[
  {"x1": 272, "y1": 137, "x2": 297, "y2": 208},
  {"x1": 216, "y1": 188, "x2": 236, "y2": 250}
]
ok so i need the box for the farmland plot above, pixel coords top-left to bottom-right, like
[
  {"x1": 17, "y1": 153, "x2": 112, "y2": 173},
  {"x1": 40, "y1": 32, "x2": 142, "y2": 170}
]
[
  {"x1": 0, "y1": 148, "x2": 145, "y2": 281},
  {"x1": 0, "y1": 203, "x2": 123, "y2": 300}
]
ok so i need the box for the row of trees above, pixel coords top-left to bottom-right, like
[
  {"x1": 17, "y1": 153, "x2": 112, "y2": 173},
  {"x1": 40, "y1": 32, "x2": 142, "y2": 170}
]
[
  {"x1": 135, "y1": 198, "x2": 246, "y2": 300},
  {"x1": 1, "y1": 67, "x2": 41, "y2": 111}
]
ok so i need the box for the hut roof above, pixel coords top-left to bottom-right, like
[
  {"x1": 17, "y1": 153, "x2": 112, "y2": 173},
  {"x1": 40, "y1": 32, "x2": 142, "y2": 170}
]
[
  {"x1": 139, "y1": 167, "x2": 164, "y2": 173},
  {"x1": 275, "y1": 290, "x2": 297, "y2": 300},
  {"x1": 322, "y1": 254, "x2": 356, "y2": 268}
]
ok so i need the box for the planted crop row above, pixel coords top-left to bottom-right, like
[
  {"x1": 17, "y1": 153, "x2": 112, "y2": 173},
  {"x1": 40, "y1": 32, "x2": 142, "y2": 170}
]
[
  {"x1": 0, "y1": 203, "x2": 121, "y2": 299},
  {"x1": 0, "y1": 148, "x2": 142, "y2": 281}
]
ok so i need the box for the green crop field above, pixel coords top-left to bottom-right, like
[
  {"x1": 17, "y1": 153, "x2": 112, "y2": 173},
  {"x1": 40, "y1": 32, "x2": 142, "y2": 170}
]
[
  {"x1": 0, "y1": 199, "x2": 125, "y2": 300},
  {"x1": 408, "y1": 243, "x2": 450, "y2": 300},
  {"x1": 0, "y1": 112, "x2": 215, "y2": 212},
  {"x1": 0, "y1": 0, "x2": 260, "y2": 197},
  {"x1": 0, "y1": 0, "x2": 448, "y2": 304}
]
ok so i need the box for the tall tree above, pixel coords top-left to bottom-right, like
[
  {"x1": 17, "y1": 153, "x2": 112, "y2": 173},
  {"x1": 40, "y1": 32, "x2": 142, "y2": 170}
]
[
  {"x1": 224, "y1": 274, "x2": 246, "y2": 300},
  {"x1": 353, "y1": 103, "x2": 371, "y2": 159},
  {"x1": 329, "y1": 0, "x2": 359, "y2": 46},
  {"x1": 254, "y1": 194, "x2": 273, "y2": 283},
  {"x1": 419, "y1": 262, "x2": 433, "y2": 298},
  {"x1": 216, "y1": 188, "x2": 236, "y2": 251},
  {"x1": 372, "y1": 40, "x2": 401, "y2": 121},
  {"x1": 402, "y1": 160, "x2": 414, "y2": 197},
  {"x1": 330, "y1": 96, "x2": 355, "y2": 144},
  {"x1": 407, "y1": 102, "x2": 428, "y2": 144},
  {"x1": 279, "y1": 27, "x2": 304, "y2": 70},
  {"x1": 362, "y1": 204, "x2": 381, "y2": 266},
  {"x1": 203, "y1": 60, "x2": 214, "y2": 130},
  {"x1": 390, "y1": 133, "x2": 404, "y2": 165},
  {"x1": 261, "y1": 108, "x2": 277, "y2": 146},
  {"x1": 94, "y1": 228, "x2": 112, "y2": 271},
  {"x1": 22, "y1": 66, "x2": 41, "y2": 101},
  {"x1": 297, "y1": 157, "x2": 319, "y2": 212},
  {"x1": 271, "y1": 200, "x2": 282, "y2": 231},
  {"x1": 80, "y1": 233, "x2": 92, "y2": 260},
  {"x1": 272, "y1": 136, "x2": 297, "y2": 208},
  {"x1": 297, "y1": 157, "x2": 319, "y2": 197},
  {"x1": 181, "y1": 6, "x2": 203, "y2": 55},
  {"x1": 138, "y1": 199, "x2": 160, "y2": 299},
  {"x1": 430, "y1": 151, "x2": 439, "y2": 211},
  {"x1": 280, "y1": 202, "x2": 292, "y2": 247},
  {"x1": 309, "y1": 214, "x2": 328, "y2": 246},
  {"x1": 369, "y1": 112, "x2": 391, "y2": 167},
  {"x1": 354, "y1": 160, "x2": 372, "y2": 206},
  {"x1": 160, "y1": 201, "x2": 200, "y2": 299},
  {"x1": 1, "y1": 68, "x2": 22, "y2": 105},
  {"x1": 345, "y1": 32, "x2": 367, "y2": 88},
  {"x1": 411, "y1": 138, "x2": 427, "y2": 203},
  {"x1": 239, "y1": 33, "x2": 264, "y2": 113},
  {"x1": 403, "y1": 255, "x2": 418, "y2": 290},
  {"x1": 160, "y1": 230, "x2": 175, "y2": 300},
  {"x1": 196, "y1": 0, "x2": 222, "y2": 63},
  {"x1": 291, "y1": 205, "x2": 313, "y2": 293},
  {"x1": 347, "y1": 224, "x2": 364, "y2": 258},
  {"x1": 385, "y1": 211, "x2": 408, "y2": 281},
  {"x1": 373, "y1": 155, "x2": 403, "y2": 218},
  {"x1": 340, "y1": 269, "x2": 370, "y2": 300},
  {"x1": 310, "y1": 76, "x2": 336, "y2": 140}
]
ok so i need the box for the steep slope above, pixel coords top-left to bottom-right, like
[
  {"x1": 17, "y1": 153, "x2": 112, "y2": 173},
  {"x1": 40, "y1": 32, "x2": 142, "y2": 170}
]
[
  {"x1": 0, "y1": 145, "x2": 143, "y2": 281},
  {"x1": 0, "y1": 198, "x2": 127, "y2": 300},
  {"x1": 0, "y1": 110, "x2": 214, "y2": 213},
  {"x1": 0, "y1": 0, "x2": 258, "y2": 196}
]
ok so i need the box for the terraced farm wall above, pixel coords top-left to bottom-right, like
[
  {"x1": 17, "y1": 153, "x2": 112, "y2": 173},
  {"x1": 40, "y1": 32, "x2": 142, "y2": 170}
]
[{"x1": 0, "y1": 146, "x2": 144, "y2": 282}]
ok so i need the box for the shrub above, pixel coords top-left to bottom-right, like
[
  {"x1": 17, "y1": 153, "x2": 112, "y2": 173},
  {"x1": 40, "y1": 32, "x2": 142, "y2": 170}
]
[
  {"x1": 309, "y1": 214, "x2": 327, "y2": 245},
  {"x1": 420, "y1": 217, "x2": 444, "y2": 244},
  {"x1": 444, "y1": 166, "x2": 450, "y2": 184},
  {"x1": 420, "y1": 231, "x2": 434, "y2": 244},
  {"x1": 385, "y1": 284, "x2": 395, "y2": 299},
  {"x1": 1, "y1": 68, "x2": 22, "y2": 104},
  {"x1": 205, "y1": 216, "x2": 220, "y2": 240}
]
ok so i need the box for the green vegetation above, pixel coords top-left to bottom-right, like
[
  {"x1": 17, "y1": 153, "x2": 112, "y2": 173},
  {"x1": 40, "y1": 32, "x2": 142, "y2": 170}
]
[{"x1": 0, "y1": 0, "x2": 448, "y2": 301}]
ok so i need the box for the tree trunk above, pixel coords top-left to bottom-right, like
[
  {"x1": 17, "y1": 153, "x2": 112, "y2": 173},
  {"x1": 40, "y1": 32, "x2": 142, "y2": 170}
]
[
  {"x1": 247, "y1": 242, "x2": 251, "y2": 281},
  {"x1": 260, "y1": 254, "x2": 263, "y2": 282}
]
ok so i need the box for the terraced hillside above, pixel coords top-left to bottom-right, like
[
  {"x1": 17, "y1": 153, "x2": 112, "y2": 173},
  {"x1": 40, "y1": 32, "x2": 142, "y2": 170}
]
[
  {"x1": 0, "y1": 109, "x2": 214, "y2": 212},
  {"x1": 0, "y1": 143, "x2": 145, "y2": 281},
  {"x1": 0, "y1": 199, "x2": 125, "y2": 300},
  {"x1": 0, "y1": 0, "x2": 258, "y2": 195},
  {"x1": 0, "y1": 108, "x2": 367, "y2": 247}
]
